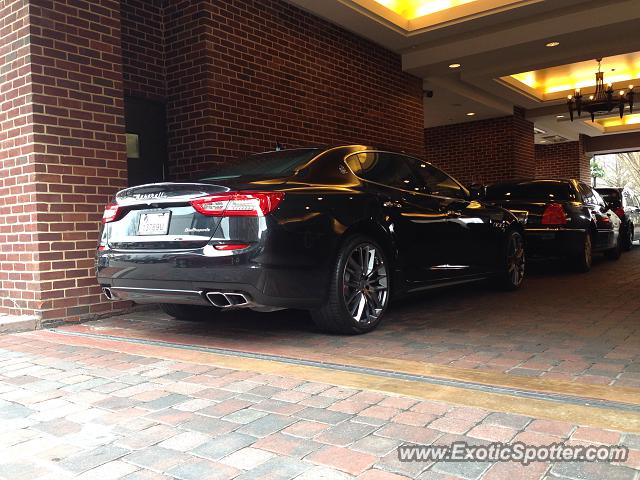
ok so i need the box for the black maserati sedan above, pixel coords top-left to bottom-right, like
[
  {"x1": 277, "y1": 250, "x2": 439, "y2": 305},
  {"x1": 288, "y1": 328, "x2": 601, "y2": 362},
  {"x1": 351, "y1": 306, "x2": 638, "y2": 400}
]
[
  {"x1": 481, "y1": 179, "x2": 622, "y2": 272},
  {"x1": 96, "y1": 146, "x2": 525, "y2": 334}
]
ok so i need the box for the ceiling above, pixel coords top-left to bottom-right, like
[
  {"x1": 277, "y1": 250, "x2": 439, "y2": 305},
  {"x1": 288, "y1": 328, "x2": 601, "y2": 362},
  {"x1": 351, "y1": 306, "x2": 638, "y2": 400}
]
[
  {"x1": 506, "y1": 52, "x2": 640, "y2": 99},
  {"x1": 368, "y1": 0, "x2": 482, "y2": 21},
  {"x1": 287, "y1": 0, "x2": 640, "y2": 144}
]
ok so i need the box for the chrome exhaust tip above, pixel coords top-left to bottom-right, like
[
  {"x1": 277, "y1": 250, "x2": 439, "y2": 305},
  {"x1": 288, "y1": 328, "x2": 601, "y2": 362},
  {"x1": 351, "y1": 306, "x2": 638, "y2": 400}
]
[
  {"x1": 225, "y1": 293, "x2": 250, "y2": 307},
  {"x1": 102, "y1": 287, "x2": 115, "y2": 300},
  {"x1": 206, "y1": 292, "x2": 230, "y2": 308},
  {"x1": 205, "y1": 292, "x2": 250, "y2": 308}
]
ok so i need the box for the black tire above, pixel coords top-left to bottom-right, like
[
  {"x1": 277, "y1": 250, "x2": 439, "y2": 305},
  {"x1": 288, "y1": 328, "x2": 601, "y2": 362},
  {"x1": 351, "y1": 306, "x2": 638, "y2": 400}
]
[
  {"x1": 494, "y1": 230, "x2": 525, "y2": 291},
  {"x1": 161, "y1": 304, "x2": 217, "y2": 321},
  {"x1": 605, "y1": 232, "x2": 622, "y2": 261},
  {"x1": 311, "y1": 235, "x2": 390, "y2": 335},
  {"x1": 622, "y1": 223, "x2": 634, "y2": 251},
  {"x1": 572, "y1": 233, "x2": 593, "y2": 273}
]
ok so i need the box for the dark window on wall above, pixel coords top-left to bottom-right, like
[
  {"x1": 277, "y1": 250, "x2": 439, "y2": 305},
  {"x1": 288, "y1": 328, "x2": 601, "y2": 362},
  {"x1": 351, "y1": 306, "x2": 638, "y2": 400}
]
[{"x1": 124, "y1": 97, "x2": 168, "y2": 186}]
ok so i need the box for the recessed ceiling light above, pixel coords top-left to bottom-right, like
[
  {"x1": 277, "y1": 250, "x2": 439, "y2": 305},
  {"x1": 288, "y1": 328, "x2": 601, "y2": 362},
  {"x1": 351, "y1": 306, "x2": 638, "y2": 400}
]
[
  {"x1": 540, "y1": 140, "x2": 548, "y2": 143},
  {"x1": 546, "y1": 41, "x2": 560, "y2": 47},
  {"x1": 556, "y1": 115, "x2": 565, "y2": 119},
  {"x1": 449, "y1": 63, "x2": 461, "y2": 69},
  {"x1": 466, "y1": 112, "x2": 476, "y2": 116}
]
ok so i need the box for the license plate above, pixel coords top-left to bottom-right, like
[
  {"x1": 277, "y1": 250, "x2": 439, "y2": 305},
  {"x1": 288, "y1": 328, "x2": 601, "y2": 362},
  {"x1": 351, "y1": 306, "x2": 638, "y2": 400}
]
[{"x1": 138, "y1": 212, "x2": 170, "y2": 236}]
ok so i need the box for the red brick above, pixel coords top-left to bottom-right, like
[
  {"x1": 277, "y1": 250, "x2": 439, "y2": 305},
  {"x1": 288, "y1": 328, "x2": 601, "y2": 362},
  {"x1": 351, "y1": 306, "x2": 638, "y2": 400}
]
[
  {"x1": 306, "y1": 445, "x2": 377, "y2": 475},
  {"x1": 535, "y1": 134, "x2": 590, "y2": 182},
  {"x1": 425, "y1": 107, "x2": 535, "y2": 185}
]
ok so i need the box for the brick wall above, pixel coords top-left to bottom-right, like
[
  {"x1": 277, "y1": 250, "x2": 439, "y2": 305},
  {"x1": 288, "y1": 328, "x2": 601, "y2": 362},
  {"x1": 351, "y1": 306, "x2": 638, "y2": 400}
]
[
  {"x1": 121, "y1": 0, "x2": 165, "y2": 101},
  {"x1": 163, "y1": 0, "x2": 425, "y2": 179},
  {"x1": 0, "y1": 0, "x2": 38, "y2": 317},
  {"x1": 535, "y1": 135, "x2": 591, "y2": 182},
  {"x1": 424, "y1": 108, "x2": 535, "y2": 186},
  {"x1": 0, "y1": 0, "x2": 129, "y2": 322}
]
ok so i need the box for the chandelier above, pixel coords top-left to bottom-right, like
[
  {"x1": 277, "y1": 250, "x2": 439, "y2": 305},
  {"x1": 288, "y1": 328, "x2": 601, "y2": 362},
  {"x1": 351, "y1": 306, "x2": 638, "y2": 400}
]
[{"x1": 566, "y1": 58, "x2": 635, "y2": 122}]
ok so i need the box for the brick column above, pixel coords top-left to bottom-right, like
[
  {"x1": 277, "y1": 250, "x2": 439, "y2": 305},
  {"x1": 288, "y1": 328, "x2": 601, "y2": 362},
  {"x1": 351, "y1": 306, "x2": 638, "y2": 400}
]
[
  {"x1": 0, "y1": 0, "x2": 39, "y2": 318},
  {"x1": 424, "y1": 107, "x2": 535, "y2": 185},
  {"x1": 0, "y1": 0, "x2": 128, "y2": 323},
  {"x1": 535, "y1": 134, "x2": 591, "y2": 182}
]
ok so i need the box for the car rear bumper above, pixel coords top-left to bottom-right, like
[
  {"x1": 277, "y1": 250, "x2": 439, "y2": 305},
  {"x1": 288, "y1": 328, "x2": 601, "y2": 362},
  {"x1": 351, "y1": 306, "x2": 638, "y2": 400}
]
[
  {"x1": 523, "y1": 227, "x2": 586, "y2": 257},
  {"x1": 96, "y1": 246, "x2": 326, "y2": 309}
]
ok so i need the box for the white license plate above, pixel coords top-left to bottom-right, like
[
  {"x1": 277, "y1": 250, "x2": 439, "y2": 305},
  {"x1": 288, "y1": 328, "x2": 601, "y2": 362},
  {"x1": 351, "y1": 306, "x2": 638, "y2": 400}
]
[{"x1": 138, "y1": 212, "x2": 171, "y2": 236}]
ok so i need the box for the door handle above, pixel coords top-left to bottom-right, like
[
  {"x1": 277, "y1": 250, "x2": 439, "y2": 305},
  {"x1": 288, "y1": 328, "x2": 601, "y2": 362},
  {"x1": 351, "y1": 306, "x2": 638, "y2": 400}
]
[{"x1": 383, "y1": 201, "x2": 403, "y2": 209}]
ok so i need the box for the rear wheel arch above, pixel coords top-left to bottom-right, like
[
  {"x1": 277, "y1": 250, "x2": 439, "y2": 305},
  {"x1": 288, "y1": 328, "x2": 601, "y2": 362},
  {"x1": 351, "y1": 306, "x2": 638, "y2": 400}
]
[{"x1": 340, "y1": 221, "x2": 398, "y2": 271}]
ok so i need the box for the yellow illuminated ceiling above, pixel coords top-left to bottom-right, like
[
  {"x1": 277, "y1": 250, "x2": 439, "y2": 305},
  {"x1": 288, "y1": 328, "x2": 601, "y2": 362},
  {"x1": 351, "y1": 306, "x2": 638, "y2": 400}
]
[
  {"x1": 592, "y1": 113, "x2": 640, "y2": 133},
  {"x1": 352, "y1": 0, "x2": 529, "y2": 30},
  {"x1": 372, "y1": 0, "x2": 479, "y2": 19},
  {"x1": 504, "y1": 52, "x2": 640, "y2": 101}
]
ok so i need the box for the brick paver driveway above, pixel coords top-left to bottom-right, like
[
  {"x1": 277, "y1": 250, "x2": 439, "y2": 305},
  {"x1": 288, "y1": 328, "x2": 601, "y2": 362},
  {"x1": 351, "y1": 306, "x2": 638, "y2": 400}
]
[{"x1": 0, "y1": 330, "x2": 639, "y2": 480}]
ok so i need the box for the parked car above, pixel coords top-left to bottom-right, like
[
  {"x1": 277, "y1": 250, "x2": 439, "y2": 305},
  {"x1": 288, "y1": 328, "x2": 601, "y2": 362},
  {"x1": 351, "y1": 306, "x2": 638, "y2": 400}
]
[
  {"x1": 481, "y1": 179, "x2": 622, "y2": 272},
  {"x1": 596, "y1": 187, "x2": 640, "y2": 251},
  {"x1": 96, "y1": 146, "x2": 525, "y2": 334}
]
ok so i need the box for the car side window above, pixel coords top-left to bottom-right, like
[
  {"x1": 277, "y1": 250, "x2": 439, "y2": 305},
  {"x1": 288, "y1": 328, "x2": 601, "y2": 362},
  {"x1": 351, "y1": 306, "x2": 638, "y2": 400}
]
[
  {"x1": 592, "y1": 189, "x2": 607, "y2": 210},
  {"x1": 578, "y1": 183, "x2": 595, "y2": 205},
  {"x1": 345, "y1": 152, "x2": 423, "y2": 192},
  {"x1": 405, "y1": 157, "x2": 466, "y2": 199}
]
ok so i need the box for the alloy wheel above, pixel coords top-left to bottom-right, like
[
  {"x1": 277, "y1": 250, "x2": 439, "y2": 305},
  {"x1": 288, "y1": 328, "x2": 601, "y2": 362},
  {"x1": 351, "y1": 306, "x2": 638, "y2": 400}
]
[
  {"x1": 507, "y1": 233, "x2": 525, "y2": 286},
  {"x1": 342, "y1": 243, "x2": 389, "y2": 325}
]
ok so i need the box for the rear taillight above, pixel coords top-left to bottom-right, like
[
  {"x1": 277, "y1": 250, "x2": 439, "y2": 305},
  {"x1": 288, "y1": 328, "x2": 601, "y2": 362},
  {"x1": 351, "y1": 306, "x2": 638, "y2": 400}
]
[
  {"x1": 214, "y1": 244, "x2": 250, "y2": 251},
  {"x1": 614, "y1": 207, "x2": 626, "y2": 220},
  {"x1": 191, "y1": 192, "x2": 285, "y2": 217},
  {"x1": 541, "y1": 203, "x2": 568, "y2": 225},
  {"x1": 102, "y1": 203, "x2": 121, "y2": 224}
]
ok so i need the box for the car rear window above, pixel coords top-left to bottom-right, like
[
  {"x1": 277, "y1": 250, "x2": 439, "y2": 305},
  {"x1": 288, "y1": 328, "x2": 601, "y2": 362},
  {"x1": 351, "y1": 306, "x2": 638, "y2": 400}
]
[
  {"x1": 484, "y1": 182, "x2": 574, "y2": 201},
  {"x1": 199, "y1": 148, "x2": 321, "y2": 180},
  {"x1": 597, "y1": 188, "x2": 622, "y2": 205}
]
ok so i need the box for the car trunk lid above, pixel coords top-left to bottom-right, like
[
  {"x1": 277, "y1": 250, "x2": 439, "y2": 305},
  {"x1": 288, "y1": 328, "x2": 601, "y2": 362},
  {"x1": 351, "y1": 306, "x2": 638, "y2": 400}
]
[
  {"x1": 483, "y1": 200, "x2": 563, "y2": 226},
  {"x1": 106, "y1": 183, "x2": 231, "y2": 250}
]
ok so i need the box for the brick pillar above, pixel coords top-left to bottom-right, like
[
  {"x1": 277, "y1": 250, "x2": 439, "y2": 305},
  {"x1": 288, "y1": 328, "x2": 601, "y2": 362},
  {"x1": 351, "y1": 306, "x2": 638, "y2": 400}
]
[
  {"x1": 424, "y1": 107, "x2": 535, "y2": 185},
  {"x1": 0, "y1": 0, "x2": 39, "y2": 318},
  {"x1": 535, "y1": 134, "x2": 591, "y2": 183},
  {"x1": 0, "y1": 0, "x2": 128, "y2": 323}
]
